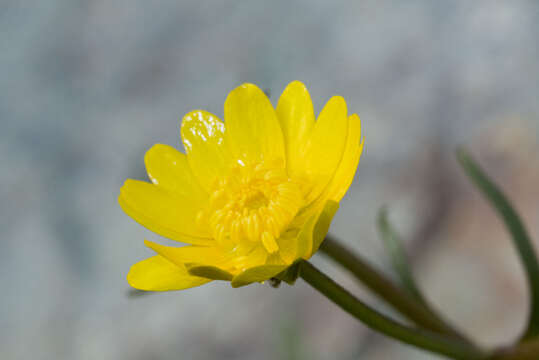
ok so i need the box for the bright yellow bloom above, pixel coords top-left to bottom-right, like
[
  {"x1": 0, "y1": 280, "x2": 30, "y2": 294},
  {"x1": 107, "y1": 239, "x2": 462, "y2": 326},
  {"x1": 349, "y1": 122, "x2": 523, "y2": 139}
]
[{"x1": 119, "y1": 81, "x2": 363, "y2": 290}]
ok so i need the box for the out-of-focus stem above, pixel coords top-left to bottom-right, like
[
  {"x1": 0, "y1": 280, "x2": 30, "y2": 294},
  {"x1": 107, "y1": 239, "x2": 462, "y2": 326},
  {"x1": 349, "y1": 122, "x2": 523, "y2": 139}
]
[{"x1": 490, "y1": 338, "x2": 539, "y2": 360}]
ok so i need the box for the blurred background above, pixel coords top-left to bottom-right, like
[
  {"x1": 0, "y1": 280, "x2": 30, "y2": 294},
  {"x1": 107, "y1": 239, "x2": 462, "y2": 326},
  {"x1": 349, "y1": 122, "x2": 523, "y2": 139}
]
[{"x1": 2, "y1": 1, "x2": 539, "y2": 359}]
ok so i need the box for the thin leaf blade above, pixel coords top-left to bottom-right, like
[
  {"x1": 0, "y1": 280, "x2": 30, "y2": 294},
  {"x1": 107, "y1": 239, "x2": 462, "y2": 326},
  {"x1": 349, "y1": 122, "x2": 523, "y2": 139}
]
[{"x1": 457, "y1": 147, "x2": 539, "y2": 337}]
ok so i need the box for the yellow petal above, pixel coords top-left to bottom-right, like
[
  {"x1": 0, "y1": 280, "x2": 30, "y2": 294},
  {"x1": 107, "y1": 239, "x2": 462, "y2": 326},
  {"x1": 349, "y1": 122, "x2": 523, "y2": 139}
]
[
  {"x1": 296, "y1": 96, "x2": 348, "y2": 204},
  {"x1": 223, "y1": 244, "x2": 268, "y2": 272},
  {"x1": 276, "y1": 81, "x2": 315, "y2": 176},
  {"x1": 127, "y1": 255, "x2": 210, "y2": 291},
  {"x1": 296, "y1": 200, "x2": 340, "y2": 259},
  {"x1": 231, "y1": 264, "x2": 288, "y2": 288},
  {"x1": 181, "y1": 110, "x2": 230, "y2": 191},
  {"x1": 186, "y1": 265, "x2": 234, "y2": 281},
  {"x1": 144, "y1": 144, "x2": 207, "y2": 201},
  {"x1": 145, "y1": 240, "x2": 235, "y2": 280},
  {"x1": 224, "y1": 83, "x2": 285, "y2": 164},
  {"x1": 144, "y1": 239, "x2": 228, "y2": 266},
  {"x1": 276, "y1": 231, "x2": 301, "y2": 264},
  {"x1": 119, "y1": 179, "x2": 213, "y2": 244},
  {"x1": 326, "y1": 114, "x2": 363, "y2": 201},
  {"x1": 266, "y1": 252, "x2": 287, "y2": 265},
  {"x1": 309, "y1": 200, "x2": 340, "y2": 256}
]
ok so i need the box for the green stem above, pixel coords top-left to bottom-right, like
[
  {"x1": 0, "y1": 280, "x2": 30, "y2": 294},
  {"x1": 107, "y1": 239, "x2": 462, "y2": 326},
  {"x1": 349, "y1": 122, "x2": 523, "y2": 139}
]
[
  {"x1": 320, "y1": 235, "x2": 470, "y2": 342},
  {"x1": 299, "y1": 260, "x2": 487, "y2": 360}
]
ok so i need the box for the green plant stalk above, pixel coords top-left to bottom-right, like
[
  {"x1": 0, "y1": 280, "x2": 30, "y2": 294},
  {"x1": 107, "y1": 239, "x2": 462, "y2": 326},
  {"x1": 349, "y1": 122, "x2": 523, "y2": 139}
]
[
  {"x1": 456, "y1": 148, "x2": 539, "y2": 337},
  {"x1": 320, "y1": 235, "x2": 471, "y2": 343},
  {"x1": 299, "y1": 260, "x2": 487, "y2": 360}
]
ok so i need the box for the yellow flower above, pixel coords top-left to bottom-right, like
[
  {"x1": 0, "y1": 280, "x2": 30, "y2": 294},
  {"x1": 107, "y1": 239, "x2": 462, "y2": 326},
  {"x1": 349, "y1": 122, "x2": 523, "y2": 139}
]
[{"x1": 119, "y1": 81, "x2": 363, "y2": 290}]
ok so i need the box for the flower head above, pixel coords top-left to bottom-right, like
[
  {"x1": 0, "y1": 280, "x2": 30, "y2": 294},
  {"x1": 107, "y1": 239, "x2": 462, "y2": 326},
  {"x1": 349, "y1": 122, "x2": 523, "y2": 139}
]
[{"x1": 119, "y1": 81, "x2": 363, "y2": 290}]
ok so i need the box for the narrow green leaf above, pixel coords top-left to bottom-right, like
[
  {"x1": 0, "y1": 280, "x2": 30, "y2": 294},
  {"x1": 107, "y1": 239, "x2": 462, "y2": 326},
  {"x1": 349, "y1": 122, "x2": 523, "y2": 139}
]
[
  {"x1": 378, "y1": 207, "x2": 428, "y2": 305},
  {"x1": 457, "y1": 147, "x2": 539, "y2": 337}
]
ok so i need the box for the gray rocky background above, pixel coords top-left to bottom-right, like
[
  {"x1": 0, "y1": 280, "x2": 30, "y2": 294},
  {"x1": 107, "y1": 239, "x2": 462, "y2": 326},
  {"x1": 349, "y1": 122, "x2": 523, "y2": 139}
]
[{"x1": 2, "y1": 1, "x2": 539, "y2": 359}]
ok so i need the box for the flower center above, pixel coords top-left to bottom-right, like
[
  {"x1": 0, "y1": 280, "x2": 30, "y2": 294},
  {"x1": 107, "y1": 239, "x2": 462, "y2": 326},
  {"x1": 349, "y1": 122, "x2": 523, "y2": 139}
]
[{"x1": 200, "y1": 161, "x2": 303, "y2": 254}]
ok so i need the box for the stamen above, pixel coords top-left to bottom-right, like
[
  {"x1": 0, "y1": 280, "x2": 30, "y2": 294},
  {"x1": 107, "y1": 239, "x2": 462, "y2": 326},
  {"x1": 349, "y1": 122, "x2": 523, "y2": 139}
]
[
  {"x1": 261, "y1": 231, "x2": 279, "y2": 253},
  {"x1": 204, "y1": 161, "x2": 304, "y2": 254}
]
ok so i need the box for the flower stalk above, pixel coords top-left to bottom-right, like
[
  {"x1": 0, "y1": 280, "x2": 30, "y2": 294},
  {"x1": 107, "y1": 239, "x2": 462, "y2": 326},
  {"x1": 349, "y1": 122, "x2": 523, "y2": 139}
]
[
  {"x1": 299, "y1": 260, "x2": 487, "y2": 360},
  {"x1": 320, "y1": 235, "x2": 471, "y2": 343}
]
